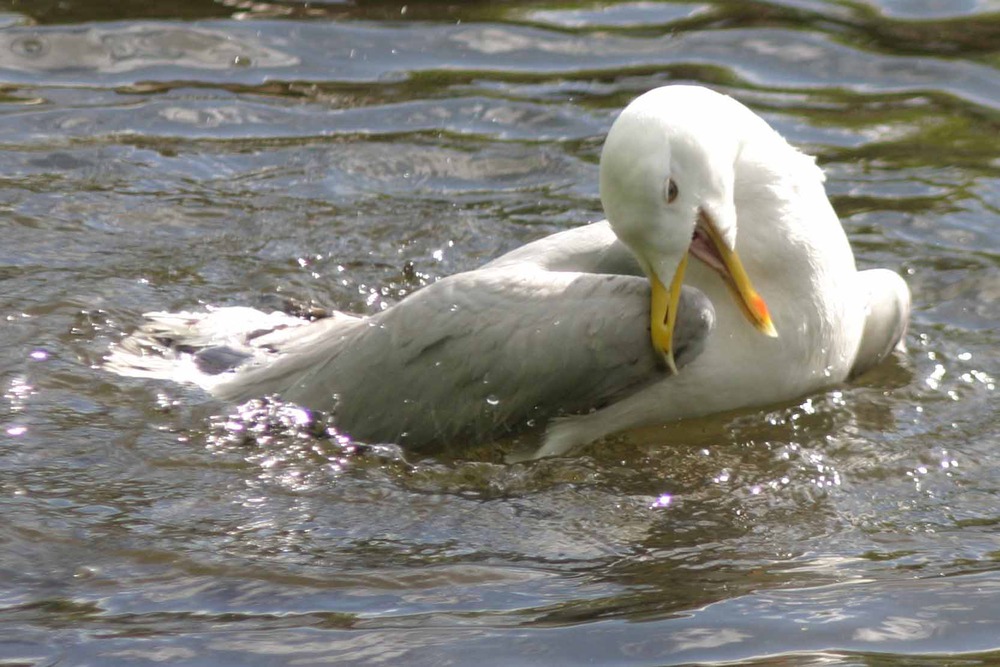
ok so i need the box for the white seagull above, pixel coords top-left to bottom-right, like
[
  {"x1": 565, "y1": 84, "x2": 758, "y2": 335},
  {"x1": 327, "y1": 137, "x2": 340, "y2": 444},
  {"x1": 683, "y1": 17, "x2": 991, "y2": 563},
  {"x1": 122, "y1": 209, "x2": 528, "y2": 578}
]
[{"x1": 107, "y1": 85, "x2": 910, "y2": 458}]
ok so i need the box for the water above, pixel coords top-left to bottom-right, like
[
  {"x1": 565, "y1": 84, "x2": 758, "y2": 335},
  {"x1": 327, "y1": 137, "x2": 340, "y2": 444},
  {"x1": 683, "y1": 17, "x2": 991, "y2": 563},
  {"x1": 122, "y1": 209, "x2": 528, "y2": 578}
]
[{"x1": 1, "y1": 0, "x2": 999, "y2": 664}]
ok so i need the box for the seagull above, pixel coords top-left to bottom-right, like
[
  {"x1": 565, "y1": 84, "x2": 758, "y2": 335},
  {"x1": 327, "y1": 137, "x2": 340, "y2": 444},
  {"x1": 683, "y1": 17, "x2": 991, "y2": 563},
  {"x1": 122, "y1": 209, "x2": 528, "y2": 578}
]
[
  {"x1": 106, "y1": 85, "x2": 910, "y2": 458},
  {"x1": 537, "y1": 85, "x2": 910, "y2": 456}
]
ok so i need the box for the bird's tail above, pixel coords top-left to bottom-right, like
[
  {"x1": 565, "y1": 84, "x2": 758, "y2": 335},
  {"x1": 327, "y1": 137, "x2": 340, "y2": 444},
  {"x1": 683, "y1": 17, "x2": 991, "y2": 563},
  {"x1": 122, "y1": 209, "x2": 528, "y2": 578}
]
[{"x1": 105, "y1": 306, "x2": 318, "y2": 392}]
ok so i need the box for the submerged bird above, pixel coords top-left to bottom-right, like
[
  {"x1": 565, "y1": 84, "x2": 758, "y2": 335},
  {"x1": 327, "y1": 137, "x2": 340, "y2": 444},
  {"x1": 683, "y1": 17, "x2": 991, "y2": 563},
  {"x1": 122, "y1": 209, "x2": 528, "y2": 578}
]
[{"x1": 107, "y1": 85, "x2": 910, "y2": 458}]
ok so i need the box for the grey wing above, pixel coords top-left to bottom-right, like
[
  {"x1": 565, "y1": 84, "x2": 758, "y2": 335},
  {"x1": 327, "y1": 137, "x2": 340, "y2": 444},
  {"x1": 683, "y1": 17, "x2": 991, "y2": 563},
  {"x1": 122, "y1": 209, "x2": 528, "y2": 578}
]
[
  {"x1": 481, "y1": 221, "x2": 642, "y2": 276},
  {"x1": 264, "y1": 266, "x2": 713, "y2": 448},
  {"x1": 849, "y1": 268, "x2": 911, "y2": 379}
]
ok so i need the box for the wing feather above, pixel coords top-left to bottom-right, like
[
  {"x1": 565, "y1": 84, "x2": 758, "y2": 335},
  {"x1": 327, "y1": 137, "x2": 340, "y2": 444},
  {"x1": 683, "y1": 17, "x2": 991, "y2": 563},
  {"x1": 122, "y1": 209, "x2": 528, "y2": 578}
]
[{"x1": 224, "y1": 266, "x2": 713, "y2": 447}]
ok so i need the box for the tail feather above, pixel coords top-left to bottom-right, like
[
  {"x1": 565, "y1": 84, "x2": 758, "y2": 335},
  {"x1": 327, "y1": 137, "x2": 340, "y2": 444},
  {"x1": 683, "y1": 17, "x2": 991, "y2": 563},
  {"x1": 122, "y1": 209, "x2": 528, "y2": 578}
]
[{"x1": 105, "y1": 306, "x2": 315, "y2": 391}]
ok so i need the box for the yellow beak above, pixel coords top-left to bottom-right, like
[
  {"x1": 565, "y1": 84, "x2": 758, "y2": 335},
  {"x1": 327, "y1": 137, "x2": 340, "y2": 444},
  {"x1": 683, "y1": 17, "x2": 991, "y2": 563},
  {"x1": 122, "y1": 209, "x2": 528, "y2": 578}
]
[
  {"x1": 650, "y1": 253, "x2": 689, "y2": 375},
  {"x1": 649, "y1": 212, "x2": 777, "y2": 375},
  {"x1": 694, "y1": 211, "x2": 778, "y2": 339}
]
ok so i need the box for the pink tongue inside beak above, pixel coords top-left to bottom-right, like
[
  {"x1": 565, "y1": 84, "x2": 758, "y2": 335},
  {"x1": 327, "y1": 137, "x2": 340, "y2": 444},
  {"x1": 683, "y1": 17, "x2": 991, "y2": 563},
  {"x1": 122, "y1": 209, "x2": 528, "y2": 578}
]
[{"x1": 689, "y1": 228, "x2": 725, "y2": 273}]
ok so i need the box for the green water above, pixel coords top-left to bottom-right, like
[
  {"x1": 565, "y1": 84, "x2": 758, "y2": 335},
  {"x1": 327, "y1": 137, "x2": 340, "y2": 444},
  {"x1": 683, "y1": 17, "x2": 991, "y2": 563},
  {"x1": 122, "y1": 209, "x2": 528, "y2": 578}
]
[{"x1": 1, "y1": 1, "x2": 999, "y2": 664}]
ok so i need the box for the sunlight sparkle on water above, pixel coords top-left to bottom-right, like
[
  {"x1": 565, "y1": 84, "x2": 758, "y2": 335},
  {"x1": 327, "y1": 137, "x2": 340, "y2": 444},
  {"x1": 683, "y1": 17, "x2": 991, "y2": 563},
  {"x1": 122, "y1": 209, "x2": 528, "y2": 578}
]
[
  {"x1": 925, "y1": 364, "x2": 946, "y2": 389},
  {"x1": 6, "y1": 378, "x2": 34, "y2": 406},
  {"x1": 651, "y1": 494, "x2": 672, "y2": 508}
]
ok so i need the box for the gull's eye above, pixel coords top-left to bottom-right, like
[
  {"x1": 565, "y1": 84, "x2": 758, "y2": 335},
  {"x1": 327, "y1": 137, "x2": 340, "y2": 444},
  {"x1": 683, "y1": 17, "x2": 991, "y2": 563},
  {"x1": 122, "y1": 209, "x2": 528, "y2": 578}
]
[{"x1": 665, "y1": 178, "x2": 679, "y2": 204}]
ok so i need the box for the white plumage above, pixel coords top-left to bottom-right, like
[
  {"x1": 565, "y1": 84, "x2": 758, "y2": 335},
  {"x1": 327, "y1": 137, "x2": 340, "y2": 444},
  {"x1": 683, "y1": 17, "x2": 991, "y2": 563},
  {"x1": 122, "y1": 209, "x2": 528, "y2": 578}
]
[
  {"x1": 107, "y1": 85, "x2": 910, "y2": 458},
  {"x1": 539, "y1": 86, "x2": 910, "y2": 456}
]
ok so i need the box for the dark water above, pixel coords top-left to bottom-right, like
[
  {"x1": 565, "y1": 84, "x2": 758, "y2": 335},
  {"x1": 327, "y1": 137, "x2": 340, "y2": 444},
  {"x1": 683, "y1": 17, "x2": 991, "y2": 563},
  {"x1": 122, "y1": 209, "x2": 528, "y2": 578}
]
[{"x1": 2, "y1": 0, "x2": 999, "y2": 664}]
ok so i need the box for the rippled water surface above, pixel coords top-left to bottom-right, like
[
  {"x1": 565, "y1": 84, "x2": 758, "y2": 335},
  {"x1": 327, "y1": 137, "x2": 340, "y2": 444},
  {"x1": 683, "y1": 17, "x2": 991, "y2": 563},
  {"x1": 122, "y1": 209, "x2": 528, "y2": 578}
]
[{"x1": 2, "y1": 0, "x2": 1000, "y2": 664}]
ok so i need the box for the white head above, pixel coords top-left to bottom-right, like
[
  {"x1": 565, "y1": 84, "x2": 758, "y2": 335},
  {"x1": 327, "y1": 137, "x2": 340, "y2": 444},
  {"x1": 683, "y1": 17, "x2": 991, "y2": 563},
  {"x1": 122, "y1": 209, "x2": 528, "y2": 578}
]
[
  {"x1": 600, "y1": 86, "x2": 744, "y2": 283},
  {"x1": 599, "y1": 86, "x2": 776, "y2": 370}
]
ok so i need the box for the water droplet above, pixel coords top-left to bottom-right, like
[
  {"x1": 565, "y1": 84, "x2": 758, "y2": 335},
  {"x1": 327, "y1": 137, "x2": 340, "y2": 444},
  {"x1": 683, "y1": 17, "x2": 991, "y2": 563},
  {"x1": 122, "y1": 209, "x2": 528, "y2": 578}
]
[
  {"x1": 232, "y1": 54, "x2": 252, "y2": 67},
  {"x1": 288, "y1": 408, "x2": 311, "y2": 426},
  {"x1": 485, "y1": 395, "x2": 500, "y2": 406}
]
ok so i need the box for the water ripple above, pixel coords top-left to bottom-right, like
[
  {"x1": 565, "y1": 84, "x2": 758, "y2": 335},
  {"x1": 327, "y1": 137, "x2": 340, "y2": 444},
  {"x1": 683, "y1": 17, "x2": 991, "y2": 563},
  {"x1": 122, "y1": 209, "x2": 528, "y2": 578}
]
[{"x1": 1, "y1": 1, "x2": 999, "y2": 665}]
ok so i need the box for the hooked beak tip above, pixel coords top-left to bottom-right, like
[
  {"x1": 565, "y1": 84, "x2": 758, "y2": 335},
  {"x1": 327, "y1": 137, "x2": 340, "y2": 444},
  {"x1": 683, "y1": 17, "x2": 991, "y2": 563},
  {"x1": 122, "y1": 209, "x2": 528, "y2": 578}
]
[
  {"x1": 750, "y1": 291, "x2": 779, "y2": 338},
  {"x1": 649, "y1": 255, "x2": 689, "y2": 374}
]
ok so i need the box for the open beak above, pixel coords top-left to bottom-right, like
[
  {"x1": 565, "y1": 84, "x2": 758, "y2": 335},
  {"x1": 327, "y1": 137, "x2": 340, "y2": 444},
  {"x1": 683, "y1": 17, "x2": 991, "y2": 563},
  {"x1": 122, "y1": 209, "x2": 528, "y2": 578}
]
[
  {"x1": 691, "y1": 209, "x2": 778, "y2": 338},
  {"x1": 649, "y1": 209, "x2": 776, "y2": 375}
]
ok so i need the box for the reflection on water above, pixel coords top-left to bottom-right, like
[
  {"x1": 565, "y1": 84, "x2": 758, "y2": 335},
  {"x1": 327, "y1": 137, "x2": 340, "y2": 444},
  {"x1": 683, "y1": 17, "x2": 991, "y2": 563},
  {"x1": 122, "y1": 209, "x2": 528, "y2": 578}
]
[
  {"x1": 0, "y1": 24, "x2": 298, "y2": 74},
  {"x1": 1, "y1": 0, "x2": 999, "y2": 665}
]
